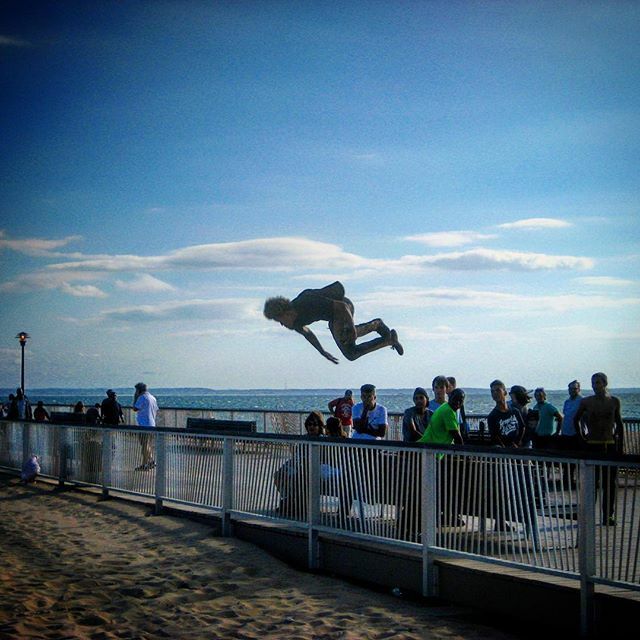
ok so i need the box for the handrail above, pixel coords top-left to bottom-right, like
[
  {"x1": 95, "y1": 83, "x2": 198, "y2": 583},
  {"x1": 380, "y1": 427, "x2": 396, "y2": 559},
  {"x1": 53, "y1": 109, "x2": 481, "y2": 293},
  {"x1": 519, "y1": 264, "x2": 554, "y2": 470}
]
[{"x1": 1, "y1": 416, "x2": 639, "y2": 639}]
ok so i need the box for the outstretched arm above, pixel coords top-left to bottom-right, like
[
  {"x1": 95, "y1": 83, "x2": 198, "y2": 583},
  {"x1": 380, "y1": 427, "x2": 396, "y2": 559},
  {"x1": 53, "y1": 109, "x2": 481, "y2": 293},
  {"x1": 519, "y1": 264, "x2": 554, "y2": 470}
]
[{"x1": 297, "y1": 327, "x2": 339, "y2": 364}]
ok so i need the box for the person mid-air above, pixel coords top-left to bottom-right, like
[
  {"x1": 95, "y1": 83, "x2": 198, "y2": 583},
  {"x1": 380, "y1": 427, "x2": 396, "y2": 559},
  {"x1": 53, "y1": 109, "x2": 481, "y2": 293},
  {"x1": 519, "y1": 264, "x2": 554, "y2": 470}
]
[{"x1": 263, "y1": 281, "x2": 403, "y2": 364}]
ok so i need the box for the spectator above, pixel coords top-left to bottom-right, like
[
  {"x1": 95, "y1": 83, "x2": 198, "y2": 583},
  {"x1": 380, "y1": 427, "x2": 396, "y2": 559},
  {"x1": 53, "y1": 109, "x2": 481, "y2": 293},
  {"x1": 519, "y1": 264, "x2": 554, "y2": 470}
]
[
  {"x1": 352, "y1": 384, "x2": 388, "y2": 440},
  {"x1": 263, "y1": 281, "x2": 403, "y2": 363},
  {"x1": 74, "y1": 401, "x2": 85, "y2": 414},
  {"x1": 328, "y1": 390, "x2": 354, "y2": 436},
  {"x1": 325, "y1": 416, "x2": 347, "y2": 438},
  {"x1": 86, "y1": 403, "x2": 101, "y2": 425},
  {"x1": 101, "y1": 389, "x2": 124, "y2": 425},
  {"x1": 487, "y1": 381, "x2": 536, "y2": 535},
  {"x1": 12, "y1": 389, "x2": 32, "y2": 421},
  {"x1": 508, "y1": 386, "x2": 533, "y2": 447},
  {"x1": 1, "y1": 393, "x2": 14, "y2": 418},
  {"x1": 559, "y1": 380, "x2": 585, "y2": 488},
  {"x1": 273, "y1": 411, "x2": 325, "y2": 518},
  {"x1": 402, "y1": 387, "x2": 432, "y2": 442},
  {"x1": 560, "y1": 380, "x2": 584, "y2": 452},
  {"x1": 33, "y1": 401, "x2": 50, "y2": 422},
  {"x1": 304, "y1": 411, "x2": 325, "y2": 437},
  {"x1": 487, "y1": 380, "x2": 525, "y2": 448},
  {"x1": 428, "y1": 375, "x2": 448, "y2": 412},
  {"x1": 418, "y1": 389, "x2": 465, "y2": 447},
  {"x1": 447, "y1": 376, "x2": 469, "y2": 441},
  {"x1": 574, "y1": 372, "x2": 624, "y2": 526},
  {"x1": 532, "y1": 388, "x2": 563, "y2": 449},
  {"x1": 418, "y1": 389, "x2": 466, "y2": 527},
  {"x1": 133, "y1": 382, "x2": 159, "y2": 471}
]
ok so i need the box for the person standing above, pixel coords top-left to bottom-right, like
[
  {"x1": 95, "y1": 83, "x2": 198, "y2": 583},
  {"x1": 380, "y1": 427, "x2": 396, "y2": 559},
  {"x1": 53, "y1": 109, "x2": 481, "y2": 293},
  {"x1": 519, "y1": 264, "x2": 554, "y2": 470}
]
[
  {"x1": 532, "y1": 387, "x2": 563, "y2": 450},
  {"x1": 402, "y1": 387, "x2": 432, "y2": 442},
  {"x1": 419, "y1": 389, "x2": 465, "y2": 447},
  {"x1": 574, "y1": 372, "x2": 624, "y2": 526},
  {"x1": 101, "y1": 390, "x2": 124, "y2": 425},
  {"x1": 328, "y1": 390, "x2": 354, "y2": 436},
  {"x1": 560, "y1": 380, "x2": 585, "y2": 488},
  {"x1": 428, "y1": 375, "x2": 448, "y2": 412},
  {"x1": 487, "y1": 380, "x2": 525, "y2": 448},
  {"x1": 133, "y1": 382, "x2": 159, "y2": 471}
]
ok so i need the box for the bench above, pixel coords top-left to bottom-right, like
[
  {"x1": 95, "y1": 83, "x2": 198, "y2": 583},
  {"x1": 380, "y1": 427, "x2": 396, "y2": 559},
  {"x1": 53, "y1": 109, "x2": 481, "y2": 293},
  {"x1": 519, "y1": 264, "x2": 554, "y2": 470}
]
[
  {"x1": 185, "y1": 417, "x2": 256, "y2": 435},
  {"x1": 50, "y1": 412, "x2": 86, "y2": 425}
]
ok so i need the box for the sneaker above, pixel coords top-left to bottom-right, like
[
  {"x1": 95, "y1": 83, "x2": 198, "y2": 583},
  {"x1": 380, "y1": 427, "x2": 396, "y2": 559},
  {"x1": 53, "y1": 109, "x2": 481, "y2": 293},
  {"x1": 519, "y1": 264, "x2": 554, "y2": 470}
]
[{"x1": 390, "y1": 329, "x2": 404, "y2": 356}]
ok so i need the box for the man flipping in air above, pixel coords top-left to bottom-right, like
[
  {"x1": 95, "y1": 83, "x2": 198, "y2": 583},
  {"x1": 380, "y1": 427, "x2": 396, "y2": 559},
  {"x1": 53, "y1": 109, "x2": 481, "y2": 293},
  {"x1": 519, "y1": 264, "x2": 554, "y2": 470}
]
[{"x1": 263, "y1": 281, "x2": 403, "y2": 363}]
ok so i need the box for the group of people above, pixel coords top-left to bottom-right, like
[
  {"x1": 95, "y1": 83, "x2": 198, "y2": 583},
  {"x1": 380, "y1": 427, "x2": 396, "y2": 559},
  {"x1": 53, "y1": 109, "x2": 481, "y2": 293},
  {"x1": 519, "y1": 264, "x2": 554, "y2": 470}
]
[{"x1": 279, "y1": 373, "x2": 624, "y2": 526}]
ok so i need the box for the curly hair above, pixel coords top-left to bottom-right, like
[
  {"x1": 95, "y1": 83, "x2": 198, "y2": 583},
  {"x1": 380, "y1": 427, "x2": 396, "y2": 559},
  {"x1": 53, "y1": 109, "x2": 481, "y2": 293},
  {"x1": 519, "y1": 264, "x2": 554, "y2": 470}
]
[{"x1": 263, "y1": 296, "x2": 291, "y2": 319}]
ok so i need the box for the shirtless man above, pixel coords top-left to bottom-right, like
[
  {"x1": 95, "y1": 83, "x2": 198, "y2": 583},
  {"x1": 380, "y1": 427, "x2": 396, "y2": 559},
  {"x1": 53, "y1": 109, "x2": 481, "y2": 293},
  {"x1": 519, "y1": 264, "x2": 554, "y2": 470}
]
[
  {"x1": 574, "y1": 372, "x2": 624, "y2": 525},
  {"x1": 263, "y1": 281, "x2": 403, "y2": 363}
]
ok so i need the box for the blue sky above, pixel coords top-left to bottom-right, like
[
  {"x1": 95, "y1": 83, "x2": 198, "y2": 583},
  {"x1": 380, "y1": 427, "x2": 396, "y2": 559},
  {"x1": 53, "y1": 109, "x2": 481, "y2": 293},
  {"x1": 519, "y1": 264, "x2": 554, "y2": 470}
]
[{"x1": 1, "y1": 1, "x2": 639, "y2": 391}]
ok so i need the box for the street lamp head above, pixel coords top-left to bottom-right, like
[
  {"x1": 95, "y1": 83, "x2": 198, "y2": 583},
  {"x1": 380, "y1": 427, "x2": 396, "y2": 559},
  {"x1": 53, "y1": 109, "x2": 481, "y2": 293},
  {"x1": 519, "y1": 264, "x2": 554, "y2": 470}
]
[{"x1": 16, "y1": 331, "x2": 30, "y2": 346}]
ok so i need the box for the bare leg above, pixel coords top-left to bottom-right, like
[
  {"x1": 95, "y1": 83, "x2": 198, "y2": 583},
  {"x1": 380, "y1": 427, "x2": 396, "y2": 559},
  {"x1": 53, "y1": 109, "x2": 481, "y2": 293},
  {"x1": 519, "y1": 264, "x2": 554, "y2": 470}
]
[{"x1": 354, "y1": 318, "x2": 391, "y2": 339}]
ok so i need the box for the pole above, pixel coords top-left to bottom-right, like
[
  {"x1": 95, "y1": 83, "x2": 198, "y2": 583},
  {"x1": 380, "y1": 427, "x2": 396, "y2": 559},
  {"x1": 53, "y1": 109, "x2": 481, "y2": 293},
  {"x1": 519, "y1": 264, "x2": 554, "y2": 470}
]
[{"x1": 20, "y1": 341, "x2": 25, "y2": 393}]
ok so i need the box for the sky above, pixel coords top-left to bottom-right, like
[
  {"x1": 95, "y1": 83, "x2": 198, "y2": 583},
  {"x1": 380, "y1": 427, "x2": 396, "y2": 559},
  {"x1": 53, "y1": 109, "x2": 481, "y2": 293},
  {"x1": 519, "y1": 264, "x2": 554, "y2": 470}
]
[{"x1": 1, "y1": 1, "x2": 639, "y2": 391}]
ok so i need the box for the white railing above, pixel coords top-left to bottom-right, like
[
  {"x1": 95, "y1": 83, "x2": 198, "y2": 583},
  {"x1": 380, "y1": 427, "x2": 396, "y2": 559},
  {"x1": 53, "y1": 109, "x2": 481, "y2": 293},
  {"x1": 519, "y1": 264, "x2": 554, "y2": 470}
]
[
  {"x1": 39, "y1": 404, "x2": 640, "y2": 454},
  {"x1": 1, "y1": 418, "x2": 639, "y2": 637}
]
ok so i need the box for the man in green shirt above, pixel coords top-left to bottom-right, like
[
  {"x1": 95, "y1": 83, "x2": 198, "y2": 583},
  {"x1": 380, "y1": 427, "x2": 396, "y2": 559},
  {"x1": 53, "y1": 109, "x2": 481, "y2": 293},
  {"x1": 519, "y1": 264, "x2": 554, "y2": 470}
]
[{"x1": 419, "y1": 388, "x2": 465, "y2": 446}]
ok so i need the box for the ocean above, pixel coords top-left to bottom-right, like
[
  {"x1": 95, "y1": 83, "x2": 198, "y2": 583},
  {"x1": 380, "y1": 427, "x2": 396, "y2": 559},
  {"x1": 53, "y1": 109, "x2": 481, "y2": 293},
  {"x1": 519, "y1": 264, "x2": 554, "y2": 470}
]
[{"x1": 4, "y1": 387, "x2": 640, "y2": 418}]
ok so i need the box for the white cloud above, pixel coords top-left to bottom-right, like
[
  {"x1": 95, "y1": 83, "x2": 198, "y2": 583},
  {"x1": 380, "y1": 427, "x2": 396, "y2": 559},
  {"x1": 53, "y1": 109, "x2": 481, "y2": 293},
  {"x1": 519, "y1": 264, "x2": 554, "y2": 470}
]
[
  {"x1": 0, "y1": 231, "x2": 83, "y2": 257},
  {"x1": 60, "y1": 283, "x2": 108, "y2": 298},
  {"x1": 574, "y1": 276, "x2": 635, "y2": 287},
  {"x1": 408, "y1": 248, "x2": 593, "y2": 271},
  {"x1": 46, "y1": 237, "x2": 592, "y2": 276},
  {"x1": 357, "y1": 286, "x2": 639, "y2": 313},
  {"x1": 115, "y1": 274, "x2": 175, "y2": 292},
  {"x1": 498, "y1": 217, "x2": 573, "y2": 230},
  {"x1": 99, "y1": 298, "x2": 260, "y2": 323},
  {"x1": 406, "y1": 231, "x2": 497, "y2": 248},
  {"x1": 0, "y1": 270, "x2": 106, "y2": 295}
]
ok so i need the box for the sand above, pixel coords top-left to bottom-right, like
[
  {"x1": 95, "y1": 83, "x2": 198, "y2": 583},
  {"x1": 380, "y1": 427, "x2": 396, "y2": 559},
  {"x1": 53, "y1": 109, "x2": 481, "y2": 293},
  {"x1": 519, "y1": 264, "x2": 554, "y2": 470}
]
[{"x1": 0, "y1": 473, "x2": 521, "y2": 640}]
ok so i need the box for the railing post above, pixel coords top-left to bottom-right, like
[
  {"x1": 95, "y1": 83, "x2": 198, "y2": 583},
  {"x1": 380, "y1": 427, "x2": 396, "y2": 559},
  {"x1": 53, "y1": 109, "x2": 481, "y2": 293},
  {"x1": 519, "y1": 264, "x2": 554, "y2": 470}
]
[
  {"x1": 578, "y1": 459, "x2": 596, "y2": 638},
  {"x1": 22, "y1": 421, "x2": 30, "y2": 470},
  {"x1": 308, "y1": 443, "x2": 321, "y2": 570},
  {"x1": 101, "y1": 428, "x2": 112, "y2": 498},
  {"x1": 58, "y1": 426, "x2": 69, "y2": 485},
  {"x1": 154, "y1": 432, "x2": 166, "y2": 515},
  {"x1": 222, "y1": 438, "x2": 234, "y2": 536},
  {"x1": 422, "y1": 448, "x2": 438, "y2": 597}
]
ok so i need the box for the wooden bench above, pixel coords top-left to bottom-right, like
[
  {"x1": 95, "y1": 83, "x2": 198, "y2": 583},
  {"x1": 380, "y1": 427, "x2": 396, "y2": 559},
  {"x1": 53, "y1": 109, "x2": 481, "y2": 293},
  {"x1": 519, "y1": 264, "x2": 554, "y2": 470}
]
[{"x1": 185, "y1": 417, "x2": 256, "y2": 435}]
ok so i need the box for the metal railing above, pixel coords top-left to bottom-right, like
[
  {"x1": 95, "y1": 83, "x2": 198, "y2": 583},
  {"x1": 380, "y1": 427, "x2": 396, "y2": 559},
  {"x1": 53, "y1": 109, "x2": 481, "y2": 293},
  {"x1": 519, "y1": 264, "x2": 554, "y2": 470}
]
[
  {"x1": 2, "y1": 418, "x2": 639, "y2": 637},
  {"x1": 40, "y1": 403, "x2": 640, "y2": 454}
]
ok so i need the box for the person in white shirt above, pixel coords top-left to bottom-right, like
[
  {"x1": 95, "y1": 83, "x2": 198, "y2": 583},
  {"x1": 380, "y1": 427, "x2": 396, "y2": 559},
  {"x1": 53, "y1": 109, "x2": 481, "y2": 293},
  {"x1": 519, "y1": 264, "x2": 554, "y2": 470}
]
[
  {"x1": 351, "y1": 383, "x2": 388, "y2": 440},
  {"x1": 133, "y1": 382, "x2": 159, "y2": 470}
]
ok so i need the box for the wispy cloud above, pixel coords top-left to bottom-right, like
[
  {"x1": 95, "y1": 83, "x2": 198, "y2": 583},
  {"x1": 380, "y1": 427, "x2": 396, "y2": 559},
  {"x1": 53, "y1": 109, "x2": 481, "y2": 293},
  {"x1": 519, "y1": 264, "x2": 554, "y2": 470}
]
[
  {"x1": 357, "y1": 286, "x2": 639, "y2": 313},
  {"x1": 0, "y1": 270, "x2": 107, "y2": 297},
  {"x1": 498, "y1": 217, "x2": 573, "y2": 230},
  {"x1": 0, "y1": 230, "x2": 83, "y2": 257},
  {"x1": 60, "y1": 283, "x2": 108, "y2": 298},
  {"x1": 99, "y1": 298, "x2": 260, "y2": 323},
  {"x1": 406, "y1": 231, "x2": 497, "y2": 248},
  {"x1": 115, "y1": 274, "x2": 175, "y2": 293},
  {"x1": 46, "y1": 237, "x2": 592, "y2": 276},
  {"x1": 408, "y1": 248, "x2": 593, "y2": 271}
]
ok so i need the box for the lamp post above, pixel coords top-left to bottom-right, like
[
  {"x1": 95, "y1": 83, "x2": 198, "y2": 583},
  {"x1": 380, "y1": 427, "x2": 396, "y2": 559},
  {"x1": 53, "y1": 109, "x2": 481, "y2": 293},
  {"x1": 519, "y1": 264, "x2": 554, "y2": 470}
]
[{"x1": 15, "y1": 331, "x2": 30, "y2": 394}]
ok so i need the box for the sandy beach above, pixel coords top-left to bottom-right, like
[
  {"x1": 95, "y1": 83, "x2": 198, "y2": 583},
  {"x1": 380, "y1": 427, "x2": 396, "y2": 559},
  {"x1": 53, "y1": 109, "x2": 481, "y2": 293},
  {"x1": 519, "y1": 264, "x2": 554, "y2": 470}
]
[{"x1": 0, "y1": 473, "x2": 522, "y2": 640}]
